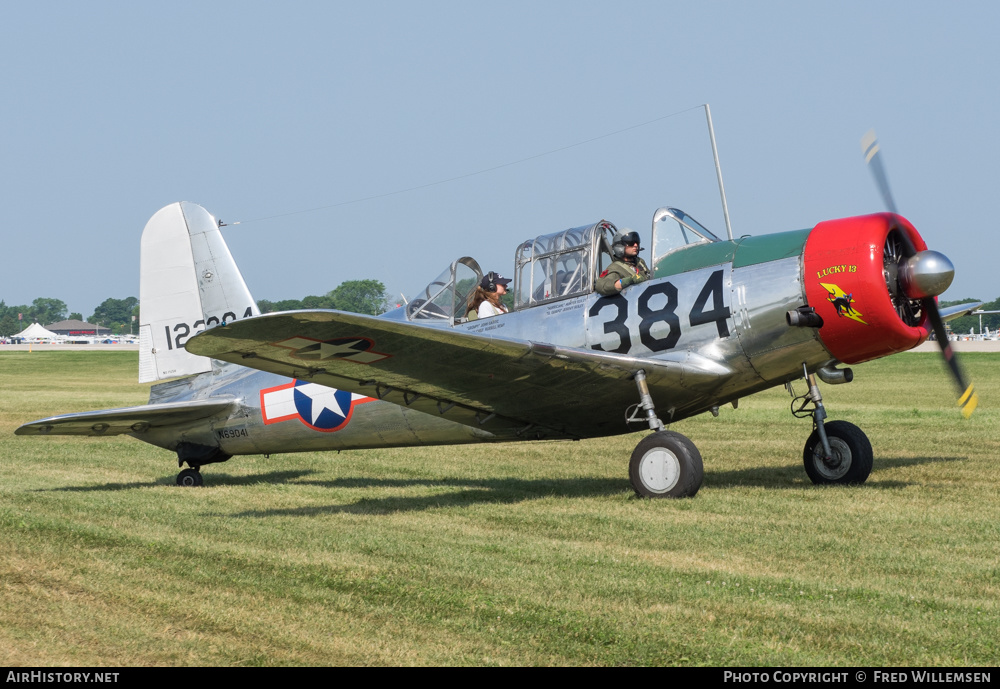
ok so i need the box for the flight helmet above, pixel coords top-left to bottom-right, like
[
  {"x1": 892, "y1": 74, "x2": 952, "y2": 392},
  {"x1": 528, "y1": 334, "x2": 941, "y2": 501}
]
[{"x1": 611, "y1": 229, "x2": 641, "y2": 258}]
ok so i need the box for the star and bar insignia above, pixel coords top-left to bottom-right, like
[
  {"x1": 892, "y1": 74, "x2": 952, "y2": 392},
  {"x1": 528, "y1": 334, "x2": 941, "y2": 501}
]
[{"x1": 271, "y1": 336, "x2": 391, "y2": 364}]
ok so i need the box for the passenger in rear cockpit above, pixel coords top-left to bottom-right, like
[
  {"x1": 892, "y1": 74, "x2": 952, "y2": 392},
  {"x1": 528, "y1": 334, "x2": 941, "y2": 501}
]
[{"x1": 468, "y1": 271, "x2": 511, "y2": 319}]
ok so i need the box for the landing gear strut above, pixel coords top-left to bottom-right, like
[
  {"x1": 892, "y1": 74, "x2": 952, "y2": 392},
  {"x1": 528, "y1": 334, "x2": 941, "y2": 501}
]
[
  {"x1": 790, "y1": 365, "x2": 873, "y2": 485},
  {"x1": 627, "y1": 370, "x2": 703, "y2": 498}
]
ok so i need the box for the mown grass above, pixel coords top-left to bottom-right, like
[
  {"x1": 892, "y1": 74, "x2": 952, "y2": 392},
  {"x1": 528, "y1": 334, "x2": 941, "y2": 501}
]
[{"x1": 0, "y1": 350, "x2": 997, "y2": 666}]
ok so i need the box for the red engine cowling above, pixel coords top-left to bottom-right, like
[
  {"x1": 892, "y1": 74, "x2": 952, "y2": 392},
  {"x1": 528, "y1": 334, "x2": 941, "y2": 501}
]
[{"x1": 803, "y1": 213, "x2": 930, "y2": 364}]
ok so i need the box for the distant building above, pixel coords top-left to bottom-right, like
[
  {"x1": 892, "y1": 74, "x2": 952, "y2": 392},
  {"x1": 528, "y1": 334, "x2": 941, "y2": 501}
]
[{"x1": 46, "y1": 319, "x2": 112, "y2": 336}]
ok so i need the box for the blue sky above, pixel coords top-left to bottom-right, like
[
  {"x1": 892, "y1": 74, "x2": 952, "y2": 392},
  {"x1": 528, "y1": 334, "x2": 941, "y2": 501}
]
[{"x1": 2, "y1": 1, "x2": 997, "y2": 317}]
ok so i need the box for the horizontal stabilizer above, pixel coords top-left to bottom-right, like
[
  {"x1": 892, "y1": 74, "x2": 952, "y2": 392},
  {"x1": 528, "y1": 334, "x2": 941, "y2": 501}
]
[
  {"x1": 15, "y1": 398, "x2": 236, "y2": 437},
  {"x1": 939, "y1": 301, "x2": 982, "y2": 323},
  {"x1": 185, "y1": 310, "x2": 732, "y2": 439}
]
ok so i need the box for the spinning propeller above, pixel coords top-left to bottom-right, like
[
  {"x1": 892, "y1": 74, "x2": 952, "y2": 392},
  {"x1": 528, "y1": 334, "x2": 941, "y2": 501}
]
[{"x1": 861, "y1": 131, "x2": 978, "y2": 417}]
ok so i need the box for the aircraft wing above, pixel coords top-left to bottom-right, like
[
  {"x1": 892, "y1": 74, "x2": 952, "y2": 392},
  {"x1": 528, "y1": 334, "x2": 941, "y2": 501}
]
[
  {"x1": 186, "y1": 310, "x2": 731, "y2": 439},
  {"x1": 939, "y1": 301, "x2": 982, "y2": 323},
  {"x1": 15, "y1": 398, "x2": 237, "y2": 436}
]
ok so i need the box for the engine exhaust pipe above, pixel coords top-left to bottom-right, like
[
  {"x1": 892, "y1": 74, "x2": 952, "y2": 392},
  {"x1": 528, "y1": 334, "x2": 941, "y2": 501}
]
[
  {"x1": 787, "y1": 306, "x2": 823, "y2": 328},
  {"x1": 816, "y1": 364, "x2": 853, "y2": 385}
]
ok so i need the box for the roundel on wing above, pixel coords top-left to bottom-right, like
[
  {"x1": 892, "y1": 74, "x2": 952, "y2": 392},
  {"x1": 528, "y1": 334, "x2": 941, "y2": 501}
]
[{"x1": 292, "y1": 380, "x2": 355, "y2": 431}]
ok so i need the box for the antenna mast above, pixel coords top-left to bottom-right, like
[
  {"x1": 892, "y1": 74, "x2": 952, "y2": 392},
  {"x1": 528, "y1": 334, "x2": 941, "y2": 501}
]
[{"x1": 704, "y1": 104, "x2": 734, "y2": 240}]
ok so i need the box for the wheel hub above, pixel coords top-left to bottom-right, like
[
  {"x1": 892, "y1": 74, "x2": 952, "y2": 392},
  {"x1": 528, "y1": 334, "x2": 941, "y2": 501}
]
[
  {"x1": 813, "y1": 437, "x2": 851, "y2": 480},
  {"x1": 638, "y1": 448, "x2": 681, "y2": 493}
]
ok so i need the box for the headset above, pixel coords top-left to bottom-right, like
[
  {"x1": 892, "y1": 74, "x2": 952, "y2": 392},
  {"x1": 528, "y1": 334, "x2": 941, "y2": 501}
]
[{"x1": 483, "y1": 271, "x2": 498, "y2": 292}]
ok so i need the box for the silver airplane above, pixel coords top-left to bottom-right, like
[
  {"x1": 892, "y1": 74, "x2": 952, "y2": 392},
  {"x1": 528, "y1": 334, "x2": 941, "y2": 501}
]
[{"x1": 17, "y1": 137, "x2": 981, "y2": 497}]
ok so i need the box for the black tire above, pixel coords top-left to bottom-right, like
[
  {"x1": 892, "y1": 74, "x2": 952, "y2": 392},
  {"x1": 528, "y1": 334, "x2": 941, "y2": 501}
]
[
  {"x1": 176, "y1": 468, "x2": 204, "y2": 487},
  {"x1": 629, "y1": 431, "x2": 704, "y2": 498},
  {"x1": 803, "y1": 420, "x2": 873, "y2": 485}
]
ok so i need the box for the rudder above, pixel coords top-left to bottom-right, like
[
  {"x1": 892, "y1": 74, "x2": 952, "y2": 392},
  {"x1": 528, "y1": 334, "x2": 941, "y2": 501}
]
[{"x1": 138, "y1": 202, "x2": 259, "y2": 383}]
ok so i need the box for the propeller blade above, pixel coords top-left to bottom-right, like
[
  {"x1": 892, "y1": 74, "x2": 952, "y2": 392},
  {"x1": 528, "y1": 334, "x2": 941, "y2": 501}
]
[
  {"x1": 861, "y1": 129, "x2": 899, "y2": 215},
  {"x1": 924, "y1": 298, "x2": 978, "y2": 418},
  {"x1": 861, "y1": 129, "x2": 976, "y2": 417}
]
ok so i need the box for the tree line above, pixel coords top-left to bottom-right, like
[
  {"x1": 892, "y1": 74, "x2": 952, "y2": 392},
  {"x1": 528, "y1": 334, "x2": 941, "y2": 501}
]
[
  {"x1": 0, "y1": 280, "x2": 393, "y2": 338},
  {"x1": 0, "y1": 297, "x2": 140, "y2": 337},
  {"x1": 256, "y1": 279, "x2": 392, "y2": 316}
]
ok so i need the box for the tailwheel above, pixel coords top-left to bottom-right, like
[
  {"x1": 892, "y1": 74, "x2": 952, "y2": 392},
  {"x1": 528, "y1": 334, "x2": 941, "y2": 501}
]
[
  {"x1": 803, "y1": 420, "x2": 873, "y2": 485},
  {"x1": 176, "y1": 467, "x2": 204, "y2": 487},
  {"x1": 629, "y1": 431, "x2": 704, "y2": 498}
]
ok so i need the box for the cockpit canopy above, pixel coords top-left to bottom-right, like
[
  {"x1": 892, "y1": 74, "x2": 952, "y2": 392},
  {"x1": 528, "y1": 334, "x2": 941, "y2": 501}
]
[
  {"x1": 406, "y1": 256, "x2": 482, "y2": 322},
  {"x1": 403, "y1": 209, "x2": 719, "y2": 325},
  {"x1": 405, "y1": 222, "x2": 616, "y2": 324},
  {"x1": 650, "y1": 207, "x2": 719, "y2": 266},
  {"x1": 513, "y1": 220, "x2": 616, "y2": 309}
]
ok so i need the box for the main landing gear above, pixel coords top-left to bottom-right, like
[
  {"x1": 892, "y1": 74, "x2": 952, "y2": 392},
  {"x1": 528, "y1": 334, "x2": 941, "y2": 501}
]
[
  {"x1": 177, "y1": 467, "x2": 204, "y2": 487},
  {"x1": 626, "y1": 370, "x2": 704, "y2": 498},
  {"x1": 789, "y1": 365, "x2": 873, "y2": 485},
  {"x1": 625, "y1": 364, "x2": 873, "y2": 497},
  {"x1": 629, "y1": 431, "x2": 704, "y2": 498}
]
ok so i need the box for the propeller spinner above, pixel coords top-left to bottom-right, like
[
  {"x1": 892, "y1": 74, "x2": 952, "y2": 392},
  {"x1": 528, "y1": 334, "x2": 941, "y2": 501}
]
[
  {"x1": 899, "y1": 249, "x2": 954, "y2": 300},
  {"x1": 862, "y1": 130, "x2": 977, "y2": 417}
]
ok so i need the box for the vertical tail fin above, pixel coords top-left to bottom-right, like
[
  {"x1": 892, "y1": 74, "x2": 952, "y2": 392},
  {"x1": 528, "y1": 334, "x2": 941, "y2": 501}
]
[{"x1": 138, "y1": 202, "x2": 259, "y2": 383}]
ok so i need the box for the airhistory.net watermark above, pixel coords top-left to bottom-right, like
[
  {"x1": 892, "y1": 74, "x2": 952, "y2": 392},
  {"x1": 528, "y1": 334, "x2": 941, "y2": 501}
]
[{"x1": 6, "y1": 673, "x2": 119, "y2": 683}]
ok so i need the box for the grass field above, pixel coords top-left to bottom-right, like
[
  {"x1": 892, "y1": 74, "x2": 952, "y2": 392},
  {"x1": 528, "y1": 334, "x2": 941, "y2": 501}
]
[{"x1": 0, "y1": 350, "x2": 997, "y2": 666}]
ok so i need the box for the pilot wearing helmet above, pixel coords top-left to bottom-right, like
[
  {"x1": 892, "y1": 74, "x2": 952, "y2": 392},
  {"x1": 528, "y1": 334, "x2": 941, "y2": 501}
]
[{"x1": 596, "y1": 229, "x2": 650, "y2": 296}]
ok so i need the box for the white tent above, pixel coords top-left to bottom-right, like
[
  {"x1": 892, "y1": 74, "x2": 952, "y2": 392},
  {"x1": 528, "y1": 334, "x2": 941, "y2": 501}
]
[{"x1": 14, "y1": 322, "x2": 63, "y2": 341}]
